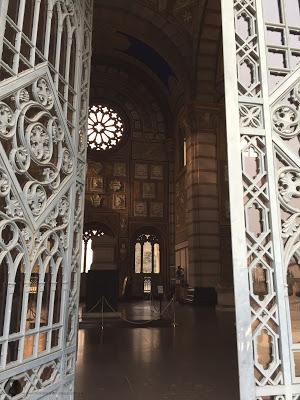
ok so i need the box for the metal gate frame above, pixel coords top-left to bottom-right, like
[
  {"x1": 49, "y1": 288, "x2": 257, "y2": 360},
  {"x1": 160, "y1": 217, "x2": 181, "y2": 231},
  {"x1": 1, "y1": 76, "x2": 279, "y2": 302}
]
[
  {"x1": 0, "y1": 1, "x2": 92, "y2": 398},
  {"x1": 222, "y1": 1, "x2": 300, "y2": 399}
]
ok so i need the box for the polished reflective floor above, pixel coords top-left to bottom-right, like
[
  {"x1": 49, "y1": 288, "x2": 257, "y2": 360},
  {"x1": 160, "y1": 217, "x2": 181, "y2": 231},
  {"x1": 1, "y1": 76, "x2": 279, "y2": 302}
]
[{"x1": 75, "y1": 302, "x2": 239, "y2": 400}]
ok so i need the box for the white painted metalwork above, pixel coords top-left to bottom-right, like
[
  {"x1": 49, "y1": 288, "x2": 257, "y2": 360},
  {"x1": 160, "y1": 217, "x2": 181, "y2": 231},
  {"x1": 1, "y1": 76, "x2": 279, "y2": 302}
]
[
  {"x1": 0, "y1": 0, "x2": 92, "y2": 398},
  {"x1": 222, "y1": 0, "x2": 300, "y2": 399}
]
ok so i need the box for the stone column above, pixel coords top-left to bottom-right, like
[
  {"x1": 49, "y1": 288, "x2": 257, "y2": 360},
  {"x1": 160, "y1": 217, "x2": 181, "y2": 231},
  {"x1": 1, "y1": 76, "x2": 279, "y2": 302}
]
[
  {"x1": 216, "y1": 112, "x2": 234, "y2": 311},
  {"x1": 91, "y1": 235, "x2": 116, "y2": 270},
  {"x1": 166, "y1": 138, "x2": 175, "y2": 291},
  {"x1": 182, "y1": 103, "x2": 221, "y2": 294}
]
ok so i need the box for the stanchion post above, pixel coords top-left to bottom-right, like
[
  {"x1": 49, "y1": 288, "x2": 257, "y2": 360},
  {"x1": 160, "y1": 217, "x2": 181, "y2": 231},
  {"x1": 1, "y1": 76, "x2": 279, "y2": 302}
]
[
  {"x1": 172, "y1": 296, "x2": 177, "y2": 328},
  {"x1": 101, "y1": 296, "x2": 104, "y2": 331},
  {"x1": 159, "y1": 294, "x2": 162, "y2": 319}
]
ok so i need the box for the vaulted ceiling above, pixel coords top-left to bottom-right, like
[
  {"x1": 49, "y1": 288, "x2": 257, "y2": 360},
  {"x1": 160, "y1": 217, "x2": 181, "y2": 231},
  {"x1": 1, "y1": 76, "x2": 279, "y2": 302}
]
[{"x1": 91, "y1": 0, "x2": 223, "y2": 131}]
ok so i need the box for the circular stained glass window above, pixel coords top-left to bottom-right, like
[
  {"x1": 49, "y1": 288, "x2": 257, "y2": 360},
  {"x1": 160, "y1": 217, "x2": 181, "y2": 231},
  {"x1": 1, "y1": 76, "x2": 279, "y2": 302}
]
[{"x1": 87, "y1": 105, "x2": 124, "y2": 151}]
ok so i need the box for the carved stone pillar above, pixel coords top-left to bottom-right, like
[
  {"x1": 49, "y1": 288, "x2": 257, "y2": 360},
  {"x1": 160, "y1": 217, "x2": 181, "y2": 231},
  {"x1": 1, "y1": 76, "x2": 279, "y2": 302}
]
[
  {"x1": 91, "y1": 235, "x2": 116, "y2": 270},
  {"x1": 166, "y1": 138, "x2": 175, "y2": 290},
  {"x1": 216, "y1": 224, "x2": 234, "y2": 311}
]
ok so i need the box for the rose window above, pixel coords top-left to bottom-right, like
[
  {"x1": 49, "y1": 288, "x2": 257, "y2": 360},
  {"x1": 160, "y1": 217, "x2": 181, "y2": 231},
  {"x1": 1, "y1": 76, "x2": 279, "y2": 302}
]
[{"x1": 87, "y1": 105, "x2": 124, "y2": 151}]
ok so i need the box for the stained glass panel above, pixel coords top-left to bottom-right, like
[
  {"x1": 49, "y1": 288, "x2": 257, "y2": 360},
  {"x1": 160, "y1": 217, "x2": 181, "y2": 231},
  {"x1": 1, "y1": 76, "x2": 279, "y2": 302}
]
[
  {"x1": 135, "y1": 243, "x2": 142, "y2": 273},
  {"x1": 153, "y1": 243, "x2": 160, "y2": 273},
  {"x1": 143, "y1": 242, "x2": 152, "y2": 273}
]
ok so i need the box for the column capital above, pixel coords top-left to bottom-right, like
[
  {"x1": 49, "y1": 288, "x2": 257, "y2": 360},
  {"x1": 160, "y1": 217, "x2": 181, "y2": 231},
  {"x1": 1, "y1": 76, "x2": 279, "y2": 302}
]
[
  {"x1": 189, "y1": 101, "x2": 222, "y2": 112},
  {"x1": 178, "y1": 102, "x2": 222, "y2": 135},
  {"x1": 165, "y1": 137, "x2": 175, "y2": 158}
]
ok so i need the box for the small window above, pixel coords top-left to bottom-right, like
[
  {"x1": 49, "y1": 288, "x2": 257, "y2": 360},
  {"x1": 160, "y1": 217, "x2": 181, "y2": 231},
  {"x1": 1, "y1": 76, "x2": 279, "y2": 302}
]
[
  {"x1": 134, "y1": 233, "x2": 161, "y2": 274},
  {"x1": 153, "y1": 243, "x2": 160, "y2": 273},
  {"x1": 134, "y1": 243, "x2": 142, "y2": 274},
  {"x1": 143, "y1": 277, "x2": 152, "y2": 294}
]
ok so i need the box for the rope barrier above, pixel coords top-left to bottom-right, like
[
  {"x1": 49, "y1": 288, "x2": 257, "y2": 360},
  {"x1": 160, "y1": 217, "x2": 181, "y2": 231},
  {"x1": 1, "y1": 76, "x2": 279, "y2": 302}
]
[
  {"x1": 149, "y1": 293, "x2": 162, "y2": 314},
  {"x1": 83, "y1": 295, "x2": 177, "y2": 327},
  {"x1": 104, "y1": 297, "x2": 156, "y2": 325},
  {"x1": 104, "y1": 296, "x2": 176, "y2": 325},
  {"x1": 84, "y1": 298, "x2": 102, "y2": 314}
]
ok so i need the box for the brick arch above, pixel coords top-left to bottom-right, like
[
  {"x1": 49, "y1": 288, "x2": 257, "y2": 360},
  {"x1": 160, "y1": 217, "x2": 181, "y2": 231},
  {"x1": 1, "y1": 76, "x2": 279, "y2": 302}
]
[
  {"x1": 92, "y1": 1, "x2": 193, "y2": 115},
  {"x1": 90, "y1": 62, "x2": 173, "y2": 140}
]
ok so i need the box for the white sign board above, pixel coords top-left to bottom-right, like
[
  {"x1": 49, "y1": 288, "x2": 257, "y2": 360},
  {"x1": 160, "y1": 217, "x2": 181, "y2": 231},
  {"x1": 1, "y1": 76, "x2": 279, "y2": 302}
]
[{"x1": 157, "y1": 285, "x2": 164, "y2": 294}]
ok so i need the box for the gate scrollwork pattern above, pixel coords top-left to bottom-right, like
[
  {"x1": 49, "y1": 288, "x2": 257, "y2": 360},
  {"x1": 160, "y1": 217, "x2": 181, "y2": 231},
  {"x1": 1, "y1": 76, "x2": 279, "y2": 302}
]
[
  {"x1": 0, "y1": 0, "x2": 92, "y2": 399},
  {"x1": 272, "y1": 105, "x2": 300, "y2": 139},
  {"x1": 0, "y1": 77, "x2": 75, "y2": 221},
  {"x1": 272, "y1": 81, "x2": 300, "y2": 386},
  {"x1": 278, "y1": 167, "x2": 300, "y2": 212},
  {"x1": 233, "y1": 0, "x2": 285, "y2": 390},
  {"x1": 225, "y1": 0, "x2": 300, "y2": 398}
]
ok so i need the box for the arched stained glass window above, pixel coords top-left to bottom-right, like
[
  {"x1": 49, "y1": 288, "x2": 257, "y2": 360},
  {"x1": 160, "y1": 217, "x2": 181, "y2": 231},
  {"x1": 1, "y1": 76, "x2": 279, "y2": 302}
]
[
  {"x1": 81, "y1": 238, "x2": 94, "y2": 274},
  {"x1": 153, "y1": 243, "x2": 160, "y2": 274},
  {"x1": 87, "y1": 105, "x2": 124, "y2": 151},
  {"x1": 134, "y1": 233, "x2": 161, "y2": 274},
  {"x1": 143, "y1": 242, "x2": 152, "y2": 273},
  {"x1": 135, "y1": 243, "x2": 142, "y2": 274}
]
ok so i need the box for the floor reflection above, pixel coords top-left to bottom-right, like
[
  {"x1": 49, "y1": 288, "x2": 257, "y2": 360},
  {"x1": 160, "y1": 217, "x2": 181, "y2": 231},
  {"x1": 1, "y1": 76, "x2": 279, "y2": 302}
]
[
  {"x1": 131, "y1": 328, "x2": 161, "y2": 365},
  {"x1": 75, "y1": 303, "x2": 239, "y2": 400}
]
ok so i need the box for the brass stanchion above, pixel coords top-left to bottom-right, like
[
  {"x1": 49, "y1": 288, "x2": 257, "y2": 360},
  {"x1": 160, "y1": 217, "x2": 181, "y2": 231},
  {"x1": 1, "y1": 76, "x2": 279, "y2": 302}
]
[
  {"x1": 101, "y1": 296, "x2": 104, "y2": 331},
  {"x1": 172, "y1": 296, "x2": 177, "y2": 328}
]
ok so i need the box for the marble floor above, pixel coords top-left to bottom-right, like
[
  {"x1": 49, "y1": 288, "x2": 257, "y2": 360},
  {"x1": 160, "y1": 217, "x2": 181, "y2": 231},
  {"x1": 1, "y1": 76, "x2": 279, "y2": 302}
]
[{"x1": 75, "y1": 302, "x2": 239, "y2": 400}]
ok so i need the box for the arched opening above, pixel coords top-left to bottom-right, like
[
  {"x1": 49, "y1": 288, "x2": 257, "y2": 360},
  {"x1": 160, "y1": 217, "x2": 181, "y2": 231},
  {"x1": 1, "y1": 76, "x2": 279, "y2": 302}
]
[
  {"x1": 81, "y1": 224, "x2": 118, "y2": 311},
  {"x1": 73, "y1": 1, "x2": 242, "y2": 398},
  {"x1": 131, "y1": 229, "x2": 163, "y2": 297},
  {"x1": 0, "y1": 258, "x2": 8, "y2": 337},
  {"x1": 48, "y1": 4, "x2": 59, "y2": 67},
  {"x1": 7, "y1": 263, "x2": 25, "y2": 365}
]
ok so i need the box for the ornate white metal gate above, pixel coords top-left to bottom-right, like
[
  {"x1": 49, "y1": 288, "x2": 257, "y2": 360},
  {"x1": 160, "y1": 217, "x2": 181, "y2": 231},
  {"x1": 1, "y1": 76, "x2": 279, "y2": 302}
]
[
  {"x1": 0, "y1": 0, "x2": 92, "y2": 398},
  {"x1": 222, "y1": 0, "x2": 300, "y2": 399}
]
